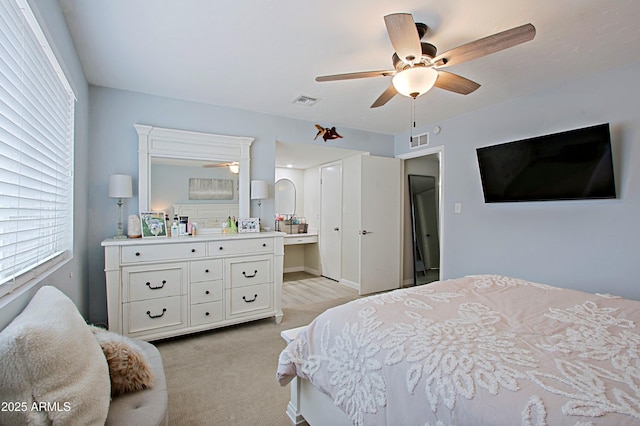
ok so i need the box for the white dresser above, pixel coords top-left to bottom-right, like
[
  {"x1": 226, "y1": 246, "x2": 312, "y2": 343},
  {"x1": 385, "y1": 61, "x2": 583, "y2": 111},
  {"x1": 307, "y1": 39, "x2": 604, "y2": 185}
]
[{"x1": 102, "y1": 232, "x2": 284, "y2": 341}]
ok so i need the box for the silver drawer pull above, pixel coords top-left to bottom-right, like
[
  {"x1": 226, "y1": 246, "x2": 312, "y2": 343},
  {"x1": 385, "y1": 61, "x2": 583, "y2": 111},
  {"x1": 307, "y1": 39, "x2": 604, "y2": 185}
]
[
  {"x1": 146, "y1": 280, "x2": 166, "y2": 290},
  {"x1": 242, "y1": 270, "x2": 258, "y2": 278},
  {"x1": 146, "y1": 308, "x2": 167, "y2": 319},
  {"x1": 243, "y1": 294, "x2": 258, "y2": 303}
]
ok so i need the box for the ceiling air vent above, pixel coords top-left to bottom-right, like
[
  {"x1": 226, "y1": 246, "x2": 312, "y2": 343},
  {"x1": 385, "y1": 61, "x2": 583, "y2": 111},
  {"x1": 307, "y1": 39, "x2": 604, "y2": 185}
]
[
  {"x1": 292, "y1": 95, "x2": 319, "y2": 106},
  {"x1": 410, "y1": 132, "x2": 429, "y2": 149}
]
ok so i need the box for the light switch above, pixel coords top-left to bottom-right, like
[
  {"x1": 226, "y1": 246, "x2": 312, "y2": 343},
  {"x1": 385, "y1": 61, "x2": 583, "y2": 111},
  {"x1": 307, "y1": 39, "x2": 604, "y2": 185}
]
[{"x1": 454, "y1": 203, "x2": 462, "y2": 213}]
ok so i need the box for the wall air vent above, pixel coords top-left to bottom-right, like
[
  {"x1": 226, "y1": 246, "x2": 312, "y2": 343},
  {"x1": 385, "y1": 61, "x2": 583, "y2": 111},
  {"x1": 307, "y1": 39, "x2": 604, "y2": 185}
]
[
  {"x1": 292, "y1": 95, "x2": 319, "y2": 106},
  {"x1": 410, "y1": 132, "x2": 429, "y2": 149}
]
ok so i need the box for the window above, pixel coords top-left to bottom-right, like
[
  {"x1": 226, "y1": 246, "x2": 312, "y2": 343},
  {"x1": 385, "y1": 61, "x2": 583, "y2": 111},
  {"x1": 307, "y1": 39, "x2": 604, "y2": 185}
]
[{"x1": 0, "y1": 0, "x2": 75, "y2": 296}]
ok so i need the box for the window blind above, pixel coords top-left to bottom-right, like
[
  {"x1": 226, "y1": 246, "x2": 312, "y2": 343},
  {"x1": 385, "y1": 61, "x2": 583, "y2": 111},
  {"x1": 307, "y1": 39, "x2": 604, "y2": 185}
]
[{"x1": 0, "y1": 0, "x2": 75, "y2": 296}]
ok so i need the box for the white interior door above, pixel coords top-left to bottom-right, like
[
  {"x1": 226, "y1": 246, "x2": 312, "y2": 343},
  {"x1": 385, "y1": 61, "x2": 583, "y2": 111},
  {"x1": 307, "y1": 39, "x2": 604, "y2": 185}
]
[
  {"x1": 359, "y1": 156, "x2": 402, "y2": 295},
  {"x1": 320, "y1": 163, "x2": 342, "y2": 281}
]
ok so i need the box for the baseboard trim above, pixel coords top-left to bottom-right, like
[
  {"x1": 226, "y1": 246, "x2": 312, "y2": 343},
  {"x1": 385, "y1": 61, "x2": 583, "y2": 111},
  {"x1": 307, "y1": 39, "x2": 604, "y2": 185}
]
[
  {"x1": 304, "y1": 266, "x2": 320, "y2": 276},
  {"x1": 284, "y1": 266, "x2": 321, "y2": 275},
  {"x1": 340, "y1": 279, "x2": 359, "y2": 291}
]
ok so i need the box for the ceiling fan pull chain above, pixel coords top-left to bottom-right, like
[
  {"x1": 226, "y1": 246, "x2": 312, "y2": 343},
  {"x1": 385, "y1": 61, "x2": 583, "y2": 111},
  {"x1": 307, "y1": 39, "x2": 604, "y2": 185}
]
[{"x1": 410, "y1": 97, "x2": 416, "y2": 143}]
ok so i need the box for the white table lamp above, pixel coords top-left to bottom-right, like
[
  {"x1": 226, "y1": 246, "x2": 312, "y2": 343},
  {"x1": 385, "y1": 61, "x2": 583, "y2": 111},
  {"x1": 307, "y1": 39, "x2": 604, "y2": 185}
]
[
  {"x1": 251, "y1": 180, "x2": 268, "y2": 229},
  {"x1": 109, "y1": 174, "x2": 133, "y2": 239}
]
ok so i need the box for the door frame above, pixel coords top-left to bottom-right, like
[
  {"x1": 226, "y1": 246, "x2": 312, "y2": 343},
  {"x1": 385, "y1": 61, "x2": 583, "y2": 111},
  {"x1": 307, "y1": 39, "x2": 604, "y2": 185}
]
[{"x1": 396, "y1": 145, "x2": 446, "y2": 281}]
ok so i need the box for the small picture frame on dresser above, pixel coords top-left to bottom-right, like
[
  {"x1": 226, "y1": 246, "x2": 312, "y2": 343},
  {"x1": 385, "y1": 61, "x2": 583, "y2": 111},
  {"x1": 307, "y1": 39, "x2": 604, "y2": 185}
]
[
  {"x1": 140, "y1": 212, "x2": 167, "y2": 238},
  {"x1": 238, "y1": 218, "x2": 260, "y2": 233}
]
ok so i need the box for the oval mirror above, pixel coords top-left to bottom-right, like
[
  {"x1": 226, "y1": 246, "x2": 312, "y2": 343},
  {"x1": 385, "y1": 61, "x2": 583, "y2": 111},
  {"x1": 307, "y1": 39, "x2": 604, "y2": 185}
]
[{"x1": 275, "y1": 178, "x2": 296, "y2": 215}]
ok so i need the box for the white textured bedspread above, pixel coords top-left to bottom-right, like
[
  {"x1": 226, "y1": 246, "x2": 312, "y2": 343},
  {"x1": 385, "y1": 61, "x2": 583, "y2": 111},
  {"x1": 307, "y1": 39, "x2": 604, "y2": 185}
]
[{"x1": 277, "y1": 275, "x2": 640, "y2": 425}]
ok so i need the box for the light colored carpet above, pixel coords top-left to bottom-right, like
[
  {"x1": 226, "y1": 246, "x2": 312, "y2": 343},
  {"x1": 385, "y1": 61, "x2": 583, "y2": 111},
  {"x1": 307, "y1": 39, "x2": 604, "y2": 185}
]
[{"x1": 155, "y1": 295, "x2": 358, "y2": 425}]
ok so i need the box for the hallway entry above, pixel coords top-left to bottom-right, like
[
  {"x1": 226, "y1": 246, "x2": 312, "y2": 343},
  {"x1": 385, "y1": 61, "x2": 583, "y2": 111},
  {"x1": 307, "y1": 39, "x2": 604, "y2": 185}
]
[{"x1": 401, "y1": 148, "x2": 443, "y2": 286}]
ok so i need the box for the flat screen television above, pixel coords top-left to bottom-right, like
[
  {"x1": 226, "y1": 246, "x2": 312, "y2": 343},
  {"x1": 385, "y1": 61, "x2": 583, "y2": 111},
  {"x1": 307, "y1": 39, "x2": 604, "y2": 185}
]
[{"x1": 476, "y1": 123, "x2": 616, "y2": 203}]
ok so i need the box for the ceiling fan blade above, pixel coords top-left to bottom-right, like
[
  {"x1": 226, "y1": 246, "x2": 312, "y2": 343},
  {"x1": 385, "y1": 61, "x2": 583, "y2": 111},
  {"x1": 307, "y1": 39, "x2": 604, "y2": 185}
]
[
  {"x1": 434, "y1": 71, "x2": 481, "y2": 95},
  {"x1": 433, "y1": 23, "x2": 536, "y2": 68},
  {"x1": 384, "y1": 13, "x2": 422, "y2": 64},
  {"x1": 316, "y1": 70, "x2": 395, "y2": 82},
  {"x1": 371, "y1": 85, "x2": 398, "y2": 108}
]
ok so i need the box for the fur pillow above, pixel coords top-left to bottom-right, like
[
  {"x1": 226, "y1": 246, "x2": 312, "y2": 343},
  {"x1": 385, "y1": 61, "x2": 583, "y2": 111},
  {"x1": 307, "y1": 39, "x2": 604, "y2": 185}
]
[
  {"x1": 0, "y1": 286, "x2": 110, "y2": 425},
  {"x1": 90, "y1": 326, "x2": 154, "y2": 396}
]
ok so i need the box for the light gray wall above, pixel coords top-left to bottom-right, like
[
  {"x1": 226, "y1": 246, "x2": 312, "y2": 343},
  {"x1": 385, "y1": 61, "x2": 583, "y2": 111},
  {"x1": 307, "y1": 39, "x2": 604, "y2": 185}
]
[
  {"x1": 0, "y1": 0, "x2": 91, "y2": 330},
  {"x1": 87, "y1": 86, "x2": 394, "y2": 323},
  {"x1": 395, "y1": 61, "x2": 640, "y2": 299}
]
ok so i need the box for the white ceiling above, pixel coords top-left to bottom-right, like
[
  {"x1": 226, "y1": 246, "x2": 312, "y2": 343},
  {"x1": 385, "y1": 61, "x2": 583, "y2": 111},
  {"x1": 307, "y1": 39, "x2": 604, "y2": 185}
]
[{"x1": 60, "y1": 0, "x2": 640, "y2": 136}]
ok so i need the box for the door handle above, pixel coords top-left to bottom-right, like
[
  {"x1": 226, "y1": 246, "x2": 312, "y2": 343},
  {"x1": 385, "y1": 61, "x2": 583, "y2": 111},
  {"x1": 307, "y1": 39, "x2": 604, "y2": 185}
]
[
  {"x1": 333, "y1": 227, "x2": 340, "y2": 231},
  {"x1": 359, "y1": 230, "x2": 372, "y2": 235}
]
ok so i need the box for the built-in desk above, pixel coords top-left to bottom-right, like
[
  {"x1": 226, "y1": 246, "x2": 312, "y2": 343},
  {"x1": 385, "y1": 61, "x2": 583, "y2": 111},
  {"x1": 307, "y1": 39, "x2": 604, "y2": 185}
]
[{"x1": 283, "y1": 232, "x2": 319, "y2": 274}]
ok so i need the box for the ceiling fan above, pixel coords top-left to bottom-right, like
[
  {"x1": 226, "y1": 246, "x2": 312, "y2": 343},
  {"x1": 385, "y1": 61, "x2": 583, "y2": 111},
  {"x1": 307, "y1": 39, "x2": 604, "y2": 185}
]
[
  {"x1": 203, "y1": 162, "x2": 239, "y2": 173},
  {"x1": 316, "y1": 13, "x2": 536, "y2": 108}
]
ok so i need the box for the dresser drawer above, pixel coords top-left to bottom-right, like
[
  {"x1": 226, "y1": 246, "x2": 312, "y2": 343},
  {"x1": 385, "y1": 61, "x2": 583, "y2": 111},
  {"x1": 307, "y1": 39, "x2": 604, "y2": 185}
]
[
  {"x1": 191, "y1": 280, "x2": 223, "y2": 304},
  {"x1": 122, "y1": 242, "x2": 206, "y2": 263},
  {"x1": 228, "y1": 258, "x2": 271, "y2": 288},
  {"x1": 208, "y1": 238, "x2": 273, "y2": 256},
  {"x1": 190, "y1": 259, "x2": 223, "y2": 283},
  {"x1": 127, "y1": 296, "x2": 184, "y2": 334},
  {"x1": 190, "y1": 301, "x2": 223, "y2": 326},
  {"x1": 124, "y1": 265, "x2": 185, "y2": 302},
  {"x1": 227, "y1": 283, "x2": 271, "y2": 317}
]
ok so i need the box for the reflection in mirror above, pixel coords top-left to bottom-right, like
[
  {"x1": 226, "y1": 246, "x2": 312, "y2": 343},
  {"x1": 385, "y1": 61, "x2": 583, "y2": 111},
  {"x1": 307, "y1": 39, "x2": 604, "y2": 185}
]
[
  {"x1": 135, "y1": 124, "x2": 253, "y2": 218},
  {"x1": 408, "y1": 175, "x2": 440, "y2": 286},
  {"x1": 150, "y1": 158, "x2": 239, "y2": 213},
  {"x1": 275, "y1": 178, "x2": 296, "y2": 215}
]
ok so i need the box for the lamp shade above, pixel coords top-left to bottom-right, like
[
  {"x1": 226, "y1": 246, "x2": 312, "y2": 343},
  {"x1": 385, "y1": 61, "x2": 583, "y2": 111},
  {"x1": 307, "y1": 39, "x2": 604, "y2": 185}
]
[
  {"x1": 251, "y1": 180, "x2": 268, "y2": 200},
  {"x1": 392, "y1": 66, "x2": 438, "y2": 98},
  {"x1": 108, "y1": 174, "x2": 133, "y2": 198}
]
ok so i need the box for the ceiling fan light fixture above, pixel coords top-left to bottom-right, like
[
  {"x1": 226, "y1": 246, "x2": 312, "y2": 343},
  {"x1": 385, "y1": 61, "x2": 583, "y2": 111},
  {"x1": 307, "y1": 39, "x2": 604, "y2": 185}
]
[
  {"x1": 392, "y1": 66, "x2": 438, "y2": 98},
  {"x1": 228, "y1": 163, "x2": 239, "y2": 174}
]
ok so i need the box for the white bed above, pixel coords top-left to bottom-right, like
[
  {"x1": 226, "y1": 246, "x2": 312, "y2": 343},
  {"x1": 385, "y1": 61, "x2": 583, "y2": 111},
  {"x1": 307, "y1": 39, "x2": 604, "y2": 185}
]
[{"x1": 278, "y1": 275, "x2": 640, "y2": 425}]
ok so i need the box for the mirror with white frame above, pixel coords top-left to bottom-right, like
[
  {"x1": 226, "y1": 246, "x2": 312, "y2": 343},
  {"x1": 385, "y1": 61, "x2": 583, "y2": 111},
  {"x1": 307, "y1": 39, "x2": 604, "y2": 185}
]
[
  {"x1": 135, "y1": 124, "x2": 254, "y2": 220},
  {"x1": 275, "y1": 178, "x2": 296, "y2": 216}
]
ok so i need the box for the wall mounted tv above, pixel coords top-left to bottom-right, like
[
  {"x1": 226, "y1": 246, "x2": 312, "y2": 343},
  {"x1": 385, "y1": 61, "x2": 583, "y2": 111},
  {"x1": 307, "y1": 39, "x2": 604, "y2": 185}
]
[{"x1": 476, "y1": 123, "x2": 616, "y2": 203}]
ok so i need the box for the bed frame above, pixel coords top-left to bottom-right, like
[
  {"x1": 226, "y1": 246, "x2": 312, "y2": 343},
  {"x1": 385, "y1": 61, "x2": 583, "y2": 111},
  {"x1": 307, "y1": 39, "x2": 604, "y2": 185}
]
[{"x1": 281, "y1": 327, "x2": 351, "y2": 426}]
